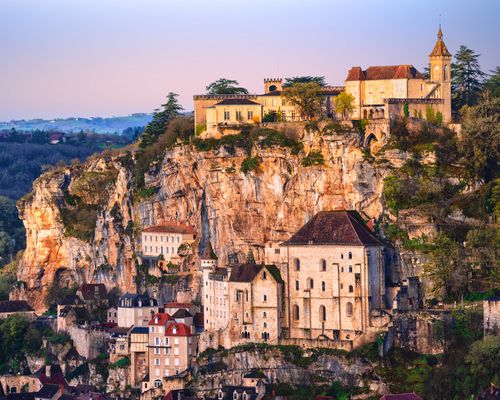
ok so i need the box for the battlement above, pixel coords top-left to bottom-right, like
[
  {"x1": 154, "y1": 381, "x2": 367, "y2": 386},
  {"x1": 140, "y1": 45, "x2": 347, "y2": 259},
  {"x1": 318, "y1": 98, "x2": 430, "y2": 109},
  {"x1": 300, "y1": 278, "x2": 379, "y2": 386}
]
[
  {"x1": 264, "y1": 78, "x2": 283, "y2": 83},
  {"x1": 264, "y1": 78, "x2": 283, "y2": 94}
]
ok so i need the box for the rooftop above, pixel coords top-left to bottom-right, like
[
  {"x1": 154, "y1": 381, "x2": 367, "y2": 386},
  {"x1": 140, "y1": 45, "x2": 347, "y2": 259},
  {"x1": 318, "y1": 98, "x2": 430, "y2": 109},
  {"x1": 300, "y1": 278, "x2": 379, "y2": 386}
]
[
  {"x1": 142, "y1": 221, "x2": 195, "y2": 235},
  {"x1": 149, "y1": 312, "x2": 172, "y2": 326},
  {"x1": 172, "y1": 308, "x2": 192, "y2": 319},
  {"x1": 345, "y1": 65, "x2": 422, "y2": 81},
  {"x1": 214, "y1": 98, "x2": 261, "y2": 106},
  {"x1": 58, "y1": 294, "x2": 85, "y2": 306},
  {"x1": 283, "y1": 210, "x2": 381, "y2": 246},
  {"x1": 78, "y1": 283, "x2": 107, "y2": 300},
  {"x1": 165, "y1": 322, "x2": 192, "y2": 336},
  {"x1": 0, "y1": 300, "x2": 34, "y2": 313},
  {"x1": 229, "y1": 263, "x2": 282, "y2": 283}
]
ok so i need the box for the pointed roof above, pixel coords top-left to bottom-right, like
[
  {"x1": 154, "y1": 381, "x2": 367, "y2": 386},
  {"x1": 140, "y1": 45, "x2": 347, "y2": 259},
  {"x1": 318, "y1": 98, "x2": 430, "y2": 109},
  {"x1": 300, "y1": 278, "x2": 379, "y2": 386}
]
[
  {"x1": 229, "y1": 263, "x2": 283, "y2": 283},
  {"x1": 429, "y1": 26, "x2": 451, "y2": 57},
  {"x1": 200, "y1": 241, "x2": 218, "y2": 260},
  {"x1": 283, "y1": 210, "x2": 381, "y2": 246}
]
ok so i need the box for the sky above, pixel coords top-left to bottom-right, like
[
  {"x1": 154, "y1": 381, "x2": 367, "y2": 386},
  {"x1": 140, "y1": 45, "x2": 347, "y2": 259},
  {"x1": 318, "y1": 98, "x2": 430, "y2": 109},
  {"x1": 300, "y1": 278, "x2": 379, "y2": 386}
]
[{"x1": 0, "y1": 0, "x2": 499, "y2": 120}]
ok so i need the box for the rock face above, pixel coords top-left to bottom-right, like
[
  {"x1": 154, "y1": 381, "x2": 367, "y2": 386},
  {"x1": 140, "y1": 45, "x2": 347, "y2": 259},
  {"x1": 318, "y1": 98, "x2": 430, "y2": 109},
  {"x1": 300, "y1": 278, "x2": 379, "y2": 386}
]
[{"x1": 14, "y1": 129, "x2": 391, "y2": 311}]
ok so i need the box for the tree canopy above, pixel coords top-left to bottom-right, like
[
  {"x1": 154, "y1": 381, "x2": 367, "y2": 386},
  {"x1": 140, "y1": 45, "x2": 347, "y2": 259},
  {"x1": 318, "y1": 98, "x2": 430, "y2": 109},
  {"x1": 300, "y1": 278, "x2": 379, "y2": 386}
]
[
  {"x1": 283, "y1": 76, "x2": 326, "y2": 87},
  {"x1": 452, "y1": 45, "x2": 485, "y2": 110},
  {"x1": 139, "y1": 92, "x2": 183, "y2": 148},
  {"x1": 206, "y1": 79, "x2": 249, "y2": 95},
  {"x1": 333, "y1": 92, "x2": 355, "y2": 120},
  {"x1": 282, "y1": 82, "x2": 323, "y2": 120},
  {"x1": 483, "y1": 66, "x2": 500, "y2": 98}
]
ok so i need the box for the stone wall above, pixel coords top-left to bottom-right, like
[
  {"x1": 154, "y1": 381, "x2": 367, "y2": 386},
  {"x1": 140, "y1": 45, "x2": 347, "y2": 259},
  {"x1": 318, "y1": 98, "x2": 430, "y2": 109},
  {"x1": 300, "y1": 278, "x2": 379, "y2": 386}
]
[
  {"x1": 484, "y1": 299, "x2": 500, "y2": 336},
  {"x1": 66, "y1": 326, "x2": 107, "y2": 359}
]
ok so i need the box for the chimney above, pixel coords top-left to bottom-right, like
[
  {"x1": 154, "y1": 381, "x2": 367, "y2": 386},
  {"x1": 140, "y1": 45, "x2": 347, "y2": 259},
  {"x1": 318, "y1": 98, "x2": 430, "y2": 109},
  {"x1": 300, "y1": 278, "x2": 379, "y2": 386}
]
[{"x1": 45, "y1": 365, "x2": 51, "y2": 378}]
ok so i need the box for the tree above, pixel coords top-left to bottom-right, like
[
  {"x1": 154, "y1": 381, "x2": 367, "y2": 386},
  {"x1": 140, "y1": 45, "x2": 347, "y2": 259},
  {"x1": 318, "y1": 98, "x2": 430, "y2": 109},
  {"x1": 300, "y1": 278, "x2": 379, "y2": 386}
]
[
  {"x1": 422, "y1": 233, "x2": 468, "y2": 299},
  {"x1": 333, "y1": 92, "x2": 355, "y2": 120},
  {"x1": 451, "y1": 45, "x2": 485, "y2": 110},
  {"x1": 465, "y1": 226, "x2": 499, "y2": 289},
  {"x1": 459, "y1": 91, "x2": 500, "y2": 182},
  {"x1": 282, "y1": 82, "x2": 323, "y2": 120},
  {"x1": 483, "y1": 66, "x2": 500, "y2": 98},
  {"x1": 139, "y1": 92, "x2": 183, "y2": 148},
  {"x1": 466, "y1": 336, "x2": 500, "y2": 392},
  {"x1": 205, "y1": 79, "x2": 248, "y2": 95},
  {"x1": 283, "y1": 76, "x2": 326, "y2": 87}
]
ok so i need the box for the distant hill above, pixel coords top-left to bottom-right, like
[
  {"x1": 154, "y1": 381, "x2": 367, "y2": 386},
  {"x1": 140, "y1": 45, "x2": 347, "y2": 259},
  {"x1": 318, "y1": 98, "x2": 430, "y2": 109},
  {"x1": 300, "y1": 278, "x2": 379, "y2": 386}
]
[{"x1": 0, "y1": 113, "x2": 153, "y2": 134}]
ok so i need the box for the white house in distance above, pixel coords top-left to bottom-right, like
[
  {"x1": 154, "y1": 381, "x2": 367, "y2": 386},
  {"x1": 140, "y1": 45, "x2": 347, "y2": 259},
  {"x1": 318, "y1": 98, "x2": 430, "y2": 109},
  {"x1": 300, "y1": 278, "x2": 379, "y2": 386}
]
[{"x1": 140, "y1": 221, "x2": 196, "y2": 263}]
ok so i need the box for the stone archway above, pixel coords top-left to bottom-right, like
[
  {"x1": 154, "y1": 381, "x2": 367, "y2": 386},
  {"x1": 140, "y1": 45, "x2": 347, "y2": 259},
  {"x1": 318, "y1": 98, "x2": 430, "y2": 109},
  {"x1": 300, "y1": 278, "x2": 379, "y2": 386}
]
[{"x1": 364, "y1": 133, "x2": 378, "y2": 153}]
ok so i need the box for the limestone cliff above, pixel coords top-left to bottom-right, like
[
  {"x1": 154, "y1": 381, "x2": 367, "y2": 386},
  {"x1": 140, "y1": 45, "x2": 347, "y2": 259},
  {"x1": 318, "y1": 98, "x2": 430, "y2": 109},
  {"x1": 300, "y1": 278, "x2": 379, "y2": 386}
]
[{"x1": 14, "y1": 128, "x2": 392, "y2": 311}]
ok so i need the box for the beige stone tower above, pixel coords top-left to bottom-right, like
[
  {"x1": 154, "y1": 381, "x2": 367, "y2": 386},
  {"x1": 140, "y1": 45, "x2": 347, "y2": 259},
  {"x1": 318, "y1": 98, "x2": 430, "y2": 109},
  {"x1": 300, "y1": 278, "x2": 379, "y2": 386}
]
[
  {"x1": 264, "y1": 78, "x2": 283, "y2": 94},
  {"x1": 429, "y1": 26, "x2": 452, "y2": 122}
]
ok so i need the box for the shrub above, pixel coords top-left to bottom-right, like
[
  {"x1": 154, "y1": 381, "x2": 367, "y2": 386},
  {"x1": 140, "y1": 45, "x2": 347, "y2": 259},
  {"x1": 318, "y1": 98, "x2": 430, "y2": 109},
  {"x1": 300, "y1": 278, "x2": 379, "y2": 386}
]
[
  {"x1": 403, "y1": 103, "x2": 410, "y2": 118},
  {"x1": 425, "y1": 105, "x2": 436, "y2": 124},
  {"x1": 195, "y1": 123, "x2": 206, "y2": 135},
  {"x1": 436, "y1": 111, "x2": 443, "y2": 127},
  {"x1": 301, "y1": 151, "x2": 324, "y2": 167},
  {"x1": 241, "y1": 157, "x2": 260, "y2": 174}
]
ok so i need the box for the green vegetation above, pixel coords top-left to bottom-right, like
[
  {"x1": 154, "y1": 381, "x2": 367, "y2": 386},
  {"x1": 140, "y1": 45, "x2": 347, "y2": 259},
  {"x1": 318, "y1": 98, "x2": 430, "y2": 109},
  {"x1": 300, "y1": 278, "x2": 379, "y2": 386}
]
[
  {"x1": 110, "y1": 356, "x2": 131, "y2": 369},
  {"x1": 483, "y1": 66, "x2": 500, "y2": 97},
  {"x1": 205, "y1": 78, "x2": 248, "y2": 95},
  {"x1": 0, "y1": 255, "x2": 18, "y2": 300},
  {"x1": 333, "y1": 92, "x2": 355, "y2": 120},
  {"x1": 452, "y1": 45, "x2": 486, "y2": 110},
  {"x1": 45, "y1": 280, "x2": 78, "y2": 312},
  {"x1": 283, "y1": 76, "x2": 326, "y2": 87},
  {"x1": 241, "y1": 157, "x2": 260, "y2": 174},
  {"x1": 301, "y1": 151, "x2": 325, "y2": 167},
  {"x1": 282, "y1": 82, "x2": 323, "y2": 120},
  {"x1": 0, "y1": 196, "x2": 25, "y2": 267}
]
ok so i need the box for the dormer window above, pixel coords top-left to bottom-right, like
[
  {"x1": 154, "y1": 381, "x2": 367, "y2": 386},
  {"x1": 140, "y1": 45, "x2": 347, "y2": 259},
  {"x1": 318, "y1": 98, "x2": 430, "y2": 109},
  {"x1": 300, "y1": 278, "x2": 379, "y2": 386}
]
[
  {"x1": 172, "y1": 327, "x2": 177, "y2": 334},
  {"x1": 154, "y1": 317, "x2": 158, "y2": 324}
]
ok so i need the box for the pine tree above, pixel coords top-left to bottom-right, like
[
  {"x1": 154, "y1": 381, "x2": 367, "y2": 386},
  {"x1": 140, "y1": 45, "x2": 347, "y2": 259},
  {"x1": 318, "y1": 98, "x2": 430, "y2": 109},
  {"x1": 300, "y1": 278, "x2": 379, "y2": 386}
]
[
  {"x1": 451, "y1": 45, "x2": 485, "y2": 110},
  {"x1": 139, "y1": 92, "x2": 183, "y2": 148},
  {"x1": 483, "y1": 66, "x2": 500, "y2": 98}
]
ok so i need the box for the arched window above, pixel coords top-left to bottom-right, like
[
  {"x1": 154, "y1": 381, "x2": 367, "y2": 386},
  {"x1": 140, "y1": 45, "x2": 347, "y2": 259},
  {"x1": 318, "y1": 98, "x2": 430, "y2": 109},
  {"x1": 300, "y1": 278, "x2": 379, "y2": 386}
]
[
  {"x1": 263, "y1": 294, "x2": 267, "y2": 302},
  {"x1": 245, "y1": 290, "x2": 248, "y2": 301},
  {"x1": 346, "y1": 302, "x2": 353, "y2": 316},
  {"x1": 320, "y1": 259, "x2": 327, "y2": 271},
  {"x1": 349, "y1": 285, "x2": 353, "y2": 293},
  {"x1": 295, "y1": 280, "x2": 300, "y2": 290},
  {"x1": 320, "y1": 305, "x2": 326, "y2": 322},
  {"x1": 349, "y1": 266, "x2": 352, "y2": 273},
  {"x1": 262, "y1": 271, "x2": 267, "y2": 279},
  {"x1": 263, "y1": 322, "x2": 267, "y2": 328},
  {"x1": 348, "y1": 252, "x2": 352, "y2": 259},
  {"x1": 307, "y1": 278, "x2": 314, "y2": 290},
  {"x1": 293, "y1": 304, "x2": 300, "y2": 321},
  {"x1": 321, "y1": 281, "x2": 326, "y2": 291},
  {"x1": 263, "y1": 312, "x2": 267, "y2": 318},
  {"x1": 341, "y1": 267, "x2": 344, "y2": 272},
  {"x1": 443, "y1": 64, "x2": 448, "y2": 81},
  {"x1": 341, "y1": 254, "x2": 344, "y2": 259},
  {"x1": 295, "y1": 258, "x2": 300, "y2": 271}
]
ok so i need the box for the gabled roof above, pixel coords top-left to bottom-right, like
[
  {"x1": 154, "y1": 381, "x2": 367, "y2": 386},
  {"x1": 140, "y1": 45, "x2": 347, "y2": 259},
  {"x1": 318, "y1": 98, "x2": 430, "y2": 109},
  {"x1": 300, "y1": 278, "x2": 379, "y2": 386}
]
[
  {"x1": 130, "y1": 326, "x2": 149, "y2": 334},
  {"x1": 345, "y1": 65, "x2": 422, "y2": 81},
  {"x1": 283, "y1": 210, "x2": 381, "y2": 246},
  {"x1": 58, "y1": 294, "x2": 85, "y2": 306},
  {"x1": 118, "y1": 293, "x2": 157, "y2": 308},
  {"x1": 229, "y1": 263, "x2": 283, "y2": 284},
  {"x1": 429, "y1": 27, "x2": 451, "y2": 57},
  {"x1": 200, "y1": 241, "x2": 218, "y2": 260},
  {"x1": 142, "y1": 222, "x2": 195, "y2": 235},
  {"x1": 32, "y1": 365, "x2": 67, "y2": 387},
  {"x1": 244, "y1": 370, "x2": 267, "y2": 379},
  {"x1": 0, "y1": 300, "x2": 34, "y2": 313},
  {"x1": 148, "y1": 312, "x2": 171, "y2": 326},
  {"x1": 214, "y1": 98, "x2": 261, "y2": 106},
  {"x1": 165, "y1": 322, "x2": 192, "y2": 336},
  {"x1": 172, "y1": 309, "x2": 192, "y2": 319}
]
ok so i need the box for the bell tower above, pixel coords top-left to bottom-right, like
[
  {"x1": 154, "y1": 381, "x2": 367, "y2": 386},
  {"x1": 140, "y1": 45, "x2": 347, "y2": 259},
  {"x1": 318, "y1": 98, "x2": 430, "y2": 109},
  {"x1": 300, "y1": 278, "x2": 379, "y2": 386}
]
[{"x1": 429, "y1": 26, "x2": 452, "y2": 122}]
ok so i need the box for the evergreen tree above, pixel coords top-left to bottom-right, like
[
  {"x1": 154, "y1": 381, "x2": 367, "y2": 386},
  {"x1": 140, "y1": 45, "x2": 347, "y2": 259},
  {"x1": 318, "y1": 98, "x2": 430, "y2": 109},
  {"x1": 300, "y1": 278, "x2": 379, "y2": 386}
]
[
  {"x1": 139, "y1": 92, "x2": 183, "y2": 148},
  {"x1": 283, "y1": 76, "x2": 326, "y2": 87},
  {"x1": 451, "y1": 45, "x2": 485, "y2": 110},
  {"x1": 483, "y1": 66, "x2": 500, "y2": 98},
  {"x1": 206, "y1": 79, "x2": 248, "y2": 95}
]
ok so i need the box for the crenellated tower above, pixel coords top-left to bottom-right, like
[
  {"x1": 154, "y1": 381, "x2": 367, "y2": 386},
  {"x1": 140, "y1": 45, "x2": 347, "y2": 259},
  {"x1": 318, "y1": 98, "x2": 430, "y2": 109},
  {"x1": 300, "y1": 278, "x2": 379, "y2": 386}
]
[{"x1": 264, "y1": 78, "x2": 283, "y2": 94}]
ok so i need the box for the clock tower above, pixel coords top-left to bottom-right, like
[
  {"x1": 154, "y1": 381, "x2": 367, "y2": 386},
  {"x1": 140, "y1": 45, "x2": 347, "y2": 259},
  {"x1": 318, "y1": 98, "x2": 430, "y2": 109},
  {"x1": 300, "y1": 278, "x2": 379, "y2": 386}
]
[{"x1": 429, "y1": 26, "x2": 452, "y2": 122}]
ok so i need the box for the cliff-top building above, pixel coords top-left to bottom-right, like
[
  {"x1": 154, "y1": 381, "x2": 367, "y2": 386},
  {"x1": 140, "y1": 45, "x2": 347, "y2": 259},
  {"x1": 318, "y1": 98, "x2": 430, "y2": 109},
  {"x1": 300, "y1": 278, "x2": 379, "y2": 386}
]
[{"x1": 345, "y1": 27, "x2": 452, "y2": 123}]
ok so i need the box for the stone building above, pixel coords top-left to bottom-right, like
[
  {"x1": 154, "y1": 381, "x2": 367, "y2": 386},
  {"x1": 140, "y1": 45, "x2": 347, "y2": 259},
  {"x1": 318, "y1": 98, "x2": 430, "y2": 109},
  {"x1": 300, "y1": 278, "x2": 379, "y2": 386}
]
[
  {"x1": 140, "y1": 221, "x2": 196, "y2": 272},
  {"x1": 279, "y1": 210, "x2": 387, "y2": 346},
  {"x1": 345, "y1": 27, "x2": 452, "y2": 123},
  {"x1": 130, "y1": 326, "x2": 149, "y2": 387},
  {"x1": 0, "y1": 300, "x2": 36, "y2": 319},
  {"x1": 117, "y1": 293, "x2": 158, "y2": 328},
  {"x1": 484, "y1": 297, "x2": 500, "y2": 336},
  {"x1": 145, "y1": 313, "x2": 198, "y2": 392},
  {"x1": 201, "y1": 263, "x2": 284, "y2": 349},
  {"x1": 193, "y1": 79, "x2": 342, "y2": 136}
]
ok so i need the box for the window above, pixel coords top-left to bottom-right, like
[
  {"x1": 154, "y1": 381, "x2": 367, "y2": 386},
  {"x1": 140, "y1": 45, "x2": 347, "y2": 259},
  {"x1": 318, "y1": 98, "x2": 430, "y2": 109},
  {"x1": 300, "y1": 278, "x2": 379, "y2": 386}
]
[
  {"x1": 321, "y1": 281, "x2": 326, "y2": 291},
  {"x1": 346, "y1": 302, "x2": 353, "y2": 316},
  {"x1": 263, "y1": 322, "x2": 267, "y2": 328},
  {"x1": 341, "y1": 267, "x2": 344, "y2": 273},
  {"x1": 263, "y1": 312, "x2": 267, "y2": 318},
  {"x1": 154, "y1": 348, "x2": 160, "y2": 354},
  {"x1": 262, "y1": 271, "x2": 267, "y2": 279},
  {"x1": 341, "y1": 253, "x2": 344, "y2": 259},
  {"x1": 349, "y1": 285, "x2": 353, "y2": 293},
  {"x1": 155, "y1": 337, "x2": 160, "y2": 345},
  {"x1": 349, "y1": 266, "x2": 352, "y2": 273},
  {"x1": 247, "y1": 110, "x2": 253, "y2": 120},
  {"x1": 154, "y1": 380, "x2": 162, "y2": 388},
  {"x1": 154, "y1": 358, "x2": 160, "y2": 366},
  {"x1": 151, "y1": 327, "x2": 155, "y2": 333},
  {"x1": 282, "y1": 110, "x2": 286, "y2": 120},
  {"x1": 236, "y1": 110, "x2": 242, "y2": 120},
  {"x1": 174, "y1": 337, "x2": 179, "y2": 345},
  {"x1": 307, "y1": 278, "x2": 314, "y2": 290},
  {"x1": 295, "y1": 258, "x2": 300, "y2": 271},
  {"x1": 293, "y1": 304, "x2": 300, "y2": 321},
  {"x1": 320, "y1": 259, "x2": 327, "y2": 271},
  {"x1": 263, "y1": 294, "x2": 267, "y2": 302},
  {"x1": 348, "y1": 252, "x2": 352, "y2": 259},
  {"x1": 320, "y1": 305, "x2": 326, "y2": 322},
  {"x1": 295, "y1": 280, "x2": 299, "y2": 290},
  {"x1": 224, "y1": 110, "x2": 230, "y2": 120},
  {"x1": 274, "y1": 248, "x2": 280, "y2": 254}
]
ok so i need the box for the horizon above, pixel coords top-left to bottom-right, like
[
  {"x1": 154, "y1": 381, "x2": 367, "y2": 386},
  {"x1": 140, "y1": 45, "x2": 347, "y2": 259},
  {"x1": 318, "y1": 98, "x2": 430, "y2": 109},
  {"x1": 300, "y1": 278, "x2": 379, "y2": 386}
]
[{"x1": 1, "y1": 0, "x2": 499, "y2": 120}]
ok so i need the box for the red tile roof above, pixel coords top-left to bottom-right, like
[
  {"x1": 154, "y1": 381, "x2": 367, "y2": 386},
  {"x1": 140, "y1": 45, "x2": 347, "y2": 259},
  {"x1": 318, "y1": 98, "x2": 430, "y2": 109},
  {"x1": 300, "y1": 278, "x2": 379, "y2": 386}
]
[
  {"x1": 142, "y1": 222, "x2": 195, "y2": 235},
  {"x1": 380, "y1": 393, "x2": 422, "y2": 400},
  {"x1": 165, "y1": 322, "x2": 192, "y2": 336},
  {"x1": 429, "y1": 28, "x2": 451, "y2": 57},
  {"x1": 148, "y1": 312, "x2": 172, "y2": 326},
  {"x1": 283, "y1": 210, "x2": 381, "y2": 246},
  {"x1": 165, "y1": 302, "x2": 192, "y2": 309},
  {"x1": 346, "y1": 65, "x2": 422, "y2": 81}
]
